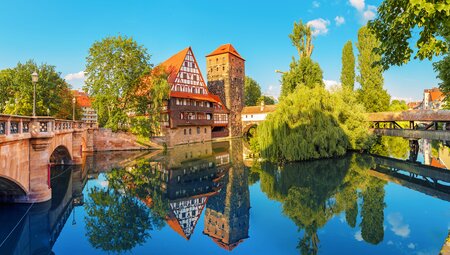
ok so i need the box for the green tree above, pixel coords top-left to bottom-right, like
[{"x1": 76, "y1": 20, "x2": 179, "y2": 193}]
[
  {"x1": 280, "y1": 57, "x2": 324, "y2": 97},
  {"x1": 369, "y1": 0, "x2": 450, "y2": 70},
  {"x1": 341, "y1": 41, "x2": 356, "y2": 90},
  {"x1": 280, "y1": 20, "x2": 324, "y2": 98},
  {"x1": 289, "y1": 20, "x2": 314, "y2": 58},
  {"x1": 84, "y1": 35, "x2": 151, "y2": 130},
  {"x1": 257, "y1": 95, "x2": 275, "y2": 105},
  {"x1": 257, "y1": 86, "x2": 373, "y2": 161},
  {"x1": 357, "y1": 26, "x2": 391, "y2": 112},
  {"x1": 244, "y1": 76, "x2": 262, "y2": 106},
  {"x1": 389, "y1": 100, "x2": 408, "y2": 111},
  {"x1": 0, "y1": 60, "x2": 76, "y2": 118},
  {"x1": 434, "y1": 49, "x2": 450, "y2": 108}
]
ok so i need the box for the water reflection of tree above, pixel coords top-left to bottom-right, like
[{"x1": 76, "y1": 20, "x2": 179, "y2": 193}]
[
  {"x1": 257, "y1": 154, "x2": 386, "y2": 254},
  {"x1": 84, "y1": 160, "x2": 170, "y2": 253},
  {"x1": 370, "y1": 136, "x2": 410, "y2": 159},
  {"x1": 84, "y1": 186, "x2": 151, "y2": 253}
]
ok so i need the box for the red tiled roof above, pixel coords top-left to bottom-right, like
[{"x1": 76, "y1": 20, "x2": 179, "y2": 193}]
[
  {"x1": 241, "y1": 105, "x2": 277, "y2": 114},
  {"x1": 170, "y1": 91, "x2": 219, "y2": 103},
  {"x1": 431, "y1": 157, "x2": 446, "y2": 169},
  {"x1": 72, "y1": 90, "x2": 92, "y2": 107},
  {"x1": 160, "y1": 47, "x2": 190, "y2": 84},
  {"x1": 206, "y1": 44, "x2": 245, "y2": 60}
]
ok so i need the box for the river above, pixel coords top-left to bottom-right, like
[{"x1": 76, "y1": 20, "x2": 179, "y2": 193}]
[{"x1": 0, "y1": 138, "x2": 448, "y2": 254}]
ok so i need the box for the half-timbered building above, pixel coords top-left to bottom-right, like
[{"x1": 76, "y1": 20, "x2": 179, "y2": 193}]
[{"x1": 158, "y1": 47, "x2": 230, "y2": 147}]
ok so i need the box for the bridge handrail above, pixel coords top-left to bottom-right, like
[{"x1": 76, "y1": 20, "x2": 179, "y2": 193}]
[{"x1": 0, "y1": 114, "x2": 97, "y2": 139}]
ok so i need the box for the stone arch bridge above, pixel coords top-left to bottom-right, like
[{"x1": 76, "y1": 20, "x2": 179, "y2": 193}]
[{"x1": 0, "y1": 115, "x2": 96, "y2": 203}]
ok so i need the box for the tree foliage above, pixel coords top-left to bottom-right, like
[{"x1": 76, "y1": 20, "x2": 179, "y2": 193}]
[
  {"x1": 244, "y1": 76, "x2": 262, "y2": 106},
  {"x1": 434, "y1": 47, "x2": 450, "y2": 108},
  {"x1": 341, "y1": 41, "x2": 356, "y2": 91},
  {"x1": 369, "y1": 0, "x2": 450, "y2": 69},
  {"x1": 280, "y1": 20, "x2": 323, "y2": 98},
  {"x1": 84, "y1": 35, "x2": 151, "y2": 130},
  {"x1": 257, "y1": 86, "x2": 374, "y2": 161},
  {"x1": 280, "y1": 57, "x2": 324, "y2": 97},
  {"x1": 0, "y1": 60, "x2": 77, "y2": 118},
  {"x1": 257, "y1": 95, "x2": 275, "y2": 105},
  {"x1": 389, "y1": 99, "x2": 408, "y2": 111},
  {"x1": 357, "y1": 26, "x2": 390, "y2": 112},
  {"x1": 289, "y1": 20, "x2": 314, "y2": 59}
]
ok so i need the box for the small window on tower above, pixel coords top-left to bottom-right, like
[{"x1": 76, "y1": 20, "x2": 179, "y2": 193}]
[
  {"x1": 216, "y1": 67, "x2": 218, "y2": 71},
  {"x1": 216, "y1": 58, "x2": 218, "y2": 63},
  {"x1": 222, "y1": 66, "x2": 225, "y2": 71}
]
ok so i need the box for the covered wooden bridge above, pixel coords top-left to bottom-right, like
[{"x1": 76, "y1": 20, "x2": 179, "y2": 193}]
[{"x1": 368, "y1": 110, "x2": 450, "y2": 140}]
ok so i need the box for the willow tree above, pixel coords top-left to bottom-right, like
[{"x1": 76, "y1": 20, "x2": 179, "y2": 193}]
[
  {"x1": 84, "y1": 35, "x2": 151, "y2": 130},
  {"x1": 357, "y1": 26, "x2": 390, "y2": 112},
  {"x1": 257, "y1": 86, "x2": 373, "y2": 161},
  {"x1": 340, "y1": 41, "x2": 355, "y2": 91}
]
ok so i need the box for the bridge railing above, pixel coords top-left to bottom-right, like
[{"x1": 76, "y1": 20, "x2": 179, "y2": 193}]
[{"x1": 0, "y1": 114, "x2": 97, "y2": 141}]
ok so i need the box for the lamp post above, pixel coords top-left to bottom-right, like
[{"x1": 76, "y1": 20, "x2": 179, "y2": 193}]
[
  {"x1": 72, "y1": 97, "x2": 76, "y2": 121},
  {"x1": 31, "y1": 71, "x2": 38, "y2": 116}
]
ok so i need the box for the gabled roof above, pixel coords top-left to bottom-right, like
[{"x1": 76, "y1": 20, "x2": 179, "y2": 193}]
[
  {"x1": 206, "y1": 44, "x2": 245, "y2": 60},
  {"x1": 160, "y1": 47, "x2": 191, "y2": 84},
  {"x1": 425, "y1": 88, "x2": 445, "y2": 102}
]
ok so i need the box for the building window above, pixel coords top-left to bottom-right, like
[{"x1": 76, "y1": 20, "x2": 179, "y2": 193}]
[
  {"x1": 193, "y1": 75, "x2": 197, "y2": 81},
  {"x1": 189, "y1": 128, "x2": 192, "y2": 135},
  {"x1": 183, "y1": 73, "x2": 187, "y2": 79},
  {"x1": 251, "y1": 115, "x2": 253, "y2": 118},
  {"x1": 197, "y1": 127, "x2": 200, "y2": 134},
  {"x1": 184, "y1": 129, "x2": 186, "y2": 135},
  {"x1": 216, "y1": 67, "x2": 218, "y2": 71},
  {"x1": 204, "y1": 128, "x2": 207, "y2": 133},
  {"x1": 184, "y1": 62, "x2": 188, "y2": 67}
]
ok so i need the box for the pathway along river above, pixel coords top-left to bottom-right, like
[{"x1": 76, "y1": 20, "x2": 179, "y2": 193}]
[{"x1": 0, "y1": 138, "x2": 448, "y2": 254}]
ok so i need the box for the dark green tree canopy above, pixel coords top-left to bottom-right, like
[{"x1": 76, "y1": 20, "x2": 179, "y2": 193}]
[
  {"x1": 369, "y1": 0, "x2": 450, "y2": 69},
  {"x1": 340, "y1": 41, "x2": 355, "y2": 90},
  {"x1": 0, "y1": 60, "x2": 76, "y2": 118},
  {"x1": 257, "y1": 95, "x2": 275, "y2": 105},
  {"x1": 244, "y1": 76, "x2": 262, "y2": 106},
  {"x1": 84, "y1": 35, "x2": 151, "y2": 130}
]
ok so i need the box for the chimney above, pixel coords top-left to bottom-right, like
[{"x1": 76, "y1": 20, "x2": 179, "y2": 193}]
[{"x1": 260, "y1": 100, "x2": 265, "y2": 111}]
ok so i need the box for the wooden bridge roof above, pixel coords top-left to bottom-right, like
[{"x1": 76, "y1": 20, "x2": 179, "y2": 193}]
[{"x1": 368, "y1": 110, "x2": 450, "y2": 122}]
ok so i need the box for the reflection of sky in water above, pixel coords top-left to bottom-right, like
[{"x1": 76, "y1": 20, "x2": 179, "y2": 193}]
[{"x1": 0, "y1": 141, "x2": 448, "y2": 255}]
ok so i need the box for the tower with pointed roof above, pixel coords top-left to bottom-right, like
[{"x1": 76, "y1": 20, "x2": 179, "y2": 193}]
[{"x1": 206, "y1": 44, "x2": 245, "y2": 137}]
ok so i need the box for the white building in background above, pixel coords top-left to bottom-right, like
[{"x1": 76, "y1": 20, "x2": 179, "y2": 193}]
[
  {"x1": 73, "y1": 90, "x2": 98, "y2": 123},
  {"x1": 423, "y1": 87, "x2": 446, "y2": 110}
]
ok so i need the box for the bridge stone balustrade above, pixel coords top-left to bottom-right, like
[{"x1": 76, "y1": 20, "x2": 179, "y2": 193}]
[{"x1": 0, "y1": 114, "x2": 97, "y2": 203}]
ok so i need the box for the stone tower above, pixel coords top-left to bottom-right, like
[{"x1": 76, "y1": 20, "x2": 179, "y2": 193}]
[{"x1": 206, "y1": 44, "x2": 245, "y2": 137}]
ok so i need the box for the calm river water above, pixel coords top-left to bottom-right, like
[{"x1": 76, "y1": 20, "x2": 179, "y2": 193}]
[{"x1": 0, "y1": 138, "x2": 449, "y2": 254}]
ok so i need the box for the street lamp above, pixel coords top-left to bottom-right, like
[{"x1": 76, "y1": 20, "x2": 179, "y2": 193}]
[
  {"x1": 72, "y1": 97, "x2": 76, "y2": 121},
  {"x1": 31, "y1": 71, "x2": 38, "y2": 116}
]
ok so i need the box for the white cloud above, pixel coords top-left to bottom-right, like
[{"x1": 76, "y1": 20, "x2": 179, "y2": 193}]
[
  {"x1": 265, "y1": 84, "x2": 281, "y2": 100},
  {"x1": 312, "y1": 1, "x2": 320, "y2": 8},
  {"x1": 387, "y1": 240, "x2": 394, "y2": 245},
  {"x1": 362, "y1": 5, "x2": 377, "y2": 22},
  {"x1": 64, "y1": 71, "x2": 85, "y2": 81},
  {"x1": 407, "y1": 243, "x2": 416, "y2": 249},
  {"x1": 307, "y1": 18, "x2": 330, "y2": 36},
  {"x1": 335, "y1": 16, "x2": 345, "y2": 26},
  {"x1": 349, "y1": 0, "x2": 365, "y2": 11},
  {"x1": 387, "y1": 213, "x2": 411, "y2": 238},
  {"x1": 323, "y1": 79, "x2": 341, "y2": 90},
  {"x1": 354, "y1": 230, "x2": 363, "y2": 241}
]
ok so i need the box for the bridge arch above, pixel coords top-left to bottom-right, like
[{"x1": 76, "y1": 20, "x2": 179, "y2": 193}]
[
  {"x1": 0, "y1": 175, "x2": 28, "y2": 202},
  {"x1": 243, "y1": 123, "x2": 258, "y2": 139},
  {"x1": 50, "y1": 145, "x2": 72, "y2": 165}
]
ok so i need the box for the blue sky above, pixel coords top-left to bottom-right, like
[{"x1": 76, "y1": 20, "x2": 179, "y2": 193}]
[{"x1": 0, "y1": 0, "x2": 441, "y2": 101}]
